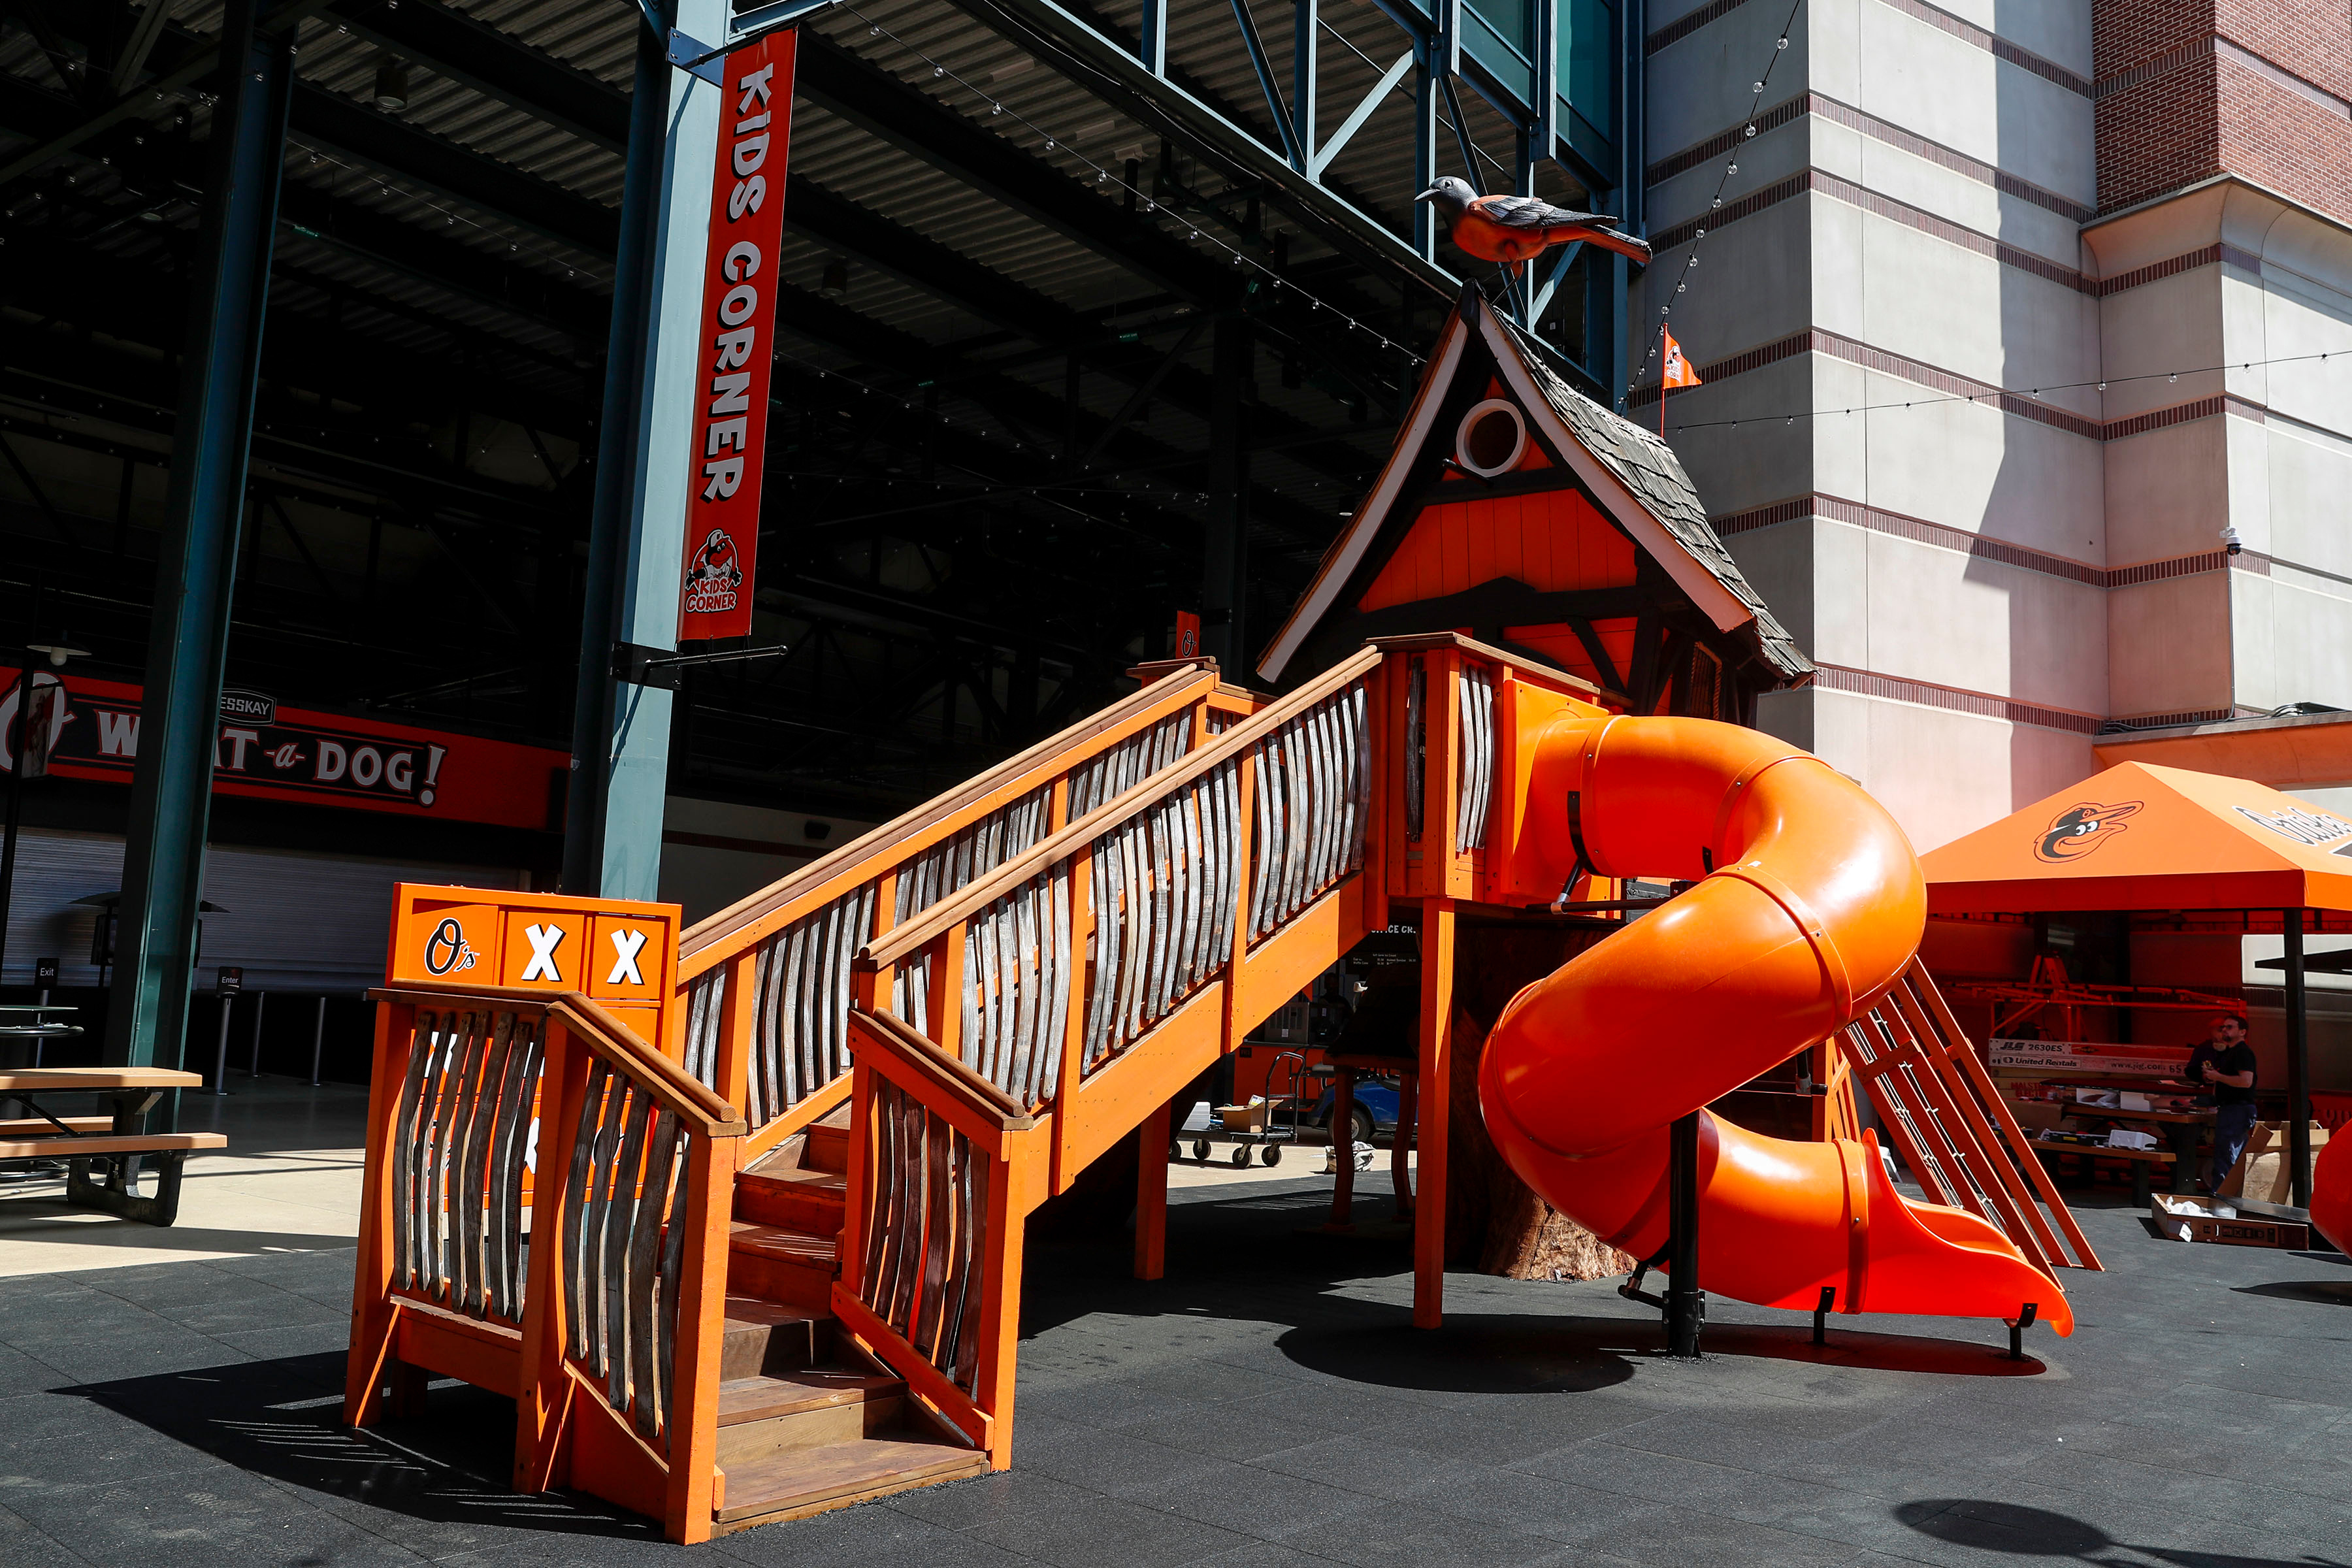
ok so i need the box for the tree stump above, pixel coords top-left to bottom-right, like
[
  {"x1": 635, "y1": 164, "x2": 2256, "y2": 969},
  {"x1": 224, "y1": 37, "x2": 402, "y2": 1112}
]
[{"x1": 1442, "y1": 927, "x2": 1635, "y2": 1282}]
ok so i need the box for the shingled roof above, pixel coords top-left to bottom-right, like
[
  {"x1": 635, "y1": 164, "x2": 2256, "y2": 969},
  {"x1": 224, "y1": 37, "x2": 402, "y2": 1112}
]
[
  {"x1": 1255, "y1": 287, "x2": 1815, "y2": 686},
  {"x1": 1497, "y1": 314, "x2": 1813, "y2": 683}
]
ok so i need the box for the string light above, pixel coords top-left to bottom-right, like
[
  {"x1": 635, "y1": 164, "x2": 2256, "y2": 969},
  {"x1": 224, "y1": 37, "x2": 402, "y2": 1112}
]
[
  {"x1": 773, "y1": 351, "x2": 1243, "y2": 523},
  {"x1": 1660, "y1": 350, "x2": 2342, "y2": 436},
  {"x1": 1632, "y1": 1, "x2": 1804, "y2": 409},
  {"x1": 286, "y1": 138, "x2": 608, "y2": 287},
  {"x1": 838, "y1": 5, "x2": 1426, "y2": 367}
]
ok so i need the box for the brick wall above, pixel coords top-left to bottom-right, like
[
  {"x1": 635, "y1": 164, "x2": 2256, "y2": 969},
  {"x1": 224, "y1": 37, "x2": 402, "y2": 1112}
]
[{"x1": 2093, "y1": 0, "x2": 2352, "y2": 222}]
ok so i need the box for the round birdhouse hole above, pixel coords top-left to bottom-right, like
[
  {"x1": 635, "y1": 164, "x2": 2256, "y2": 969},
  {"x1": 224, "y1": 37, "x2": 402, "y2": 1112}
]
[{"x1": 1456, "y1": 399, "x2": 1525, "y2": 477}]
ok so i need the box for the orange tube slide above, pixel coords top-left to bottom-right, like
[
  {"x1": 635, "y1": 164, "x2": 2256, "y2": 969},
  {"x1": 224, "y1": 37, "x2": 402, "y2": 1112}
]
[{"x1": 1480, "y1": 715, "x2": 2074, "y2": 1335}]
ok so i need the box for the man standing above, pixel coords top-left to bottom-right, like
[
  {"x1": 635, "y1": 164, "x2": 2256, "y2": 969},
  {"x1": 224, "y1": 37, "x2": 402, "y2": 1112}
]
[{"x1": 2185, "y1": 1013, "x2": 2259, "y2": 1194}]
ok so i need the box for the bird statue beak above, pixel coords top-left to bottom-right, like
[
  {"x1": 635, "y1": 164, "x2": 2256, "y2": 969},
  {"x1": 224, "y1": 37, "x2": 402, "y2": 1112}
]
[{"x1": 1413, "y1": 187, "x2": 1441, "y2": 203}]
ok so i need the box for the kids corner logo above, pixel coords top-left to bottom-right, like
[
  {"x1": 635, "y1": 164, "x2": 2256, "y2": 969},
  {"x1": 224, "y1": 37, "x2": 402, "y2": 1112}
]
[
  {"x1": 2034, "y1": 800, "x2": 2144, "y2": 863},
  {"x1": 681, "y1": 527, "x2": 744, "y2": 615}
]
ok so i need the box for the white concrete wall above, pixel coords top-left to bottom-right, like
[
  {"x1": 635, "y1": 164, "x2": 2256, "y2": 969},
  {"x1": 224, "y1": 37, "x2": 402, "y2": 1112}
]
[
  {"x1": 2087, "y1": 182, "x2": 2352, "y2": 721},
  {"x1": 1656, "y1": 0, "x2": 2112, "y2": 843}
]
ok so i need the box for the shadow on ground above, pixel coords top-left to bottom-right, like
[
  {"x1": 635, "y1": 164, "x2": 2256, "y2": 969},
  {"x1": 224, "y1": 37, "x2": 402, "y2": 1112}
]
[
  {"x1": 1897, "y1": 1499, "x2": 2349, "y2": 1566},
  {"x1": 1030, "y1": 1178, "x2": 2052, "y2": 1387},
  {"x1": 60, "y1": 1350, "x2": 658, "y2": 1544}
]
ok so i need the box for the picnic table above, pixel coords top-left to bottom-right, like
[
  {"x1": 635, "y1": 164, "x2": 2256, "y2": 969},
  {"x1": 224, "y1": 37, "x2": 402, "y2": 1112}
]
[{"x1": 0, "y1": 1066, "x2": 222, "y2": 1225}]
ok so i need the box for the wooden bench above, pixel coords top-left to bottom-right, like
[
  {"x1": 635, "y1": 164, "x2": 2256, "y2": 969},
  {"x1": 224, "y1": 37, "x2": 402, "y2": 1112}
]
[{"x1": 0, "y1": 1067, "x2": 216, "y2": 1225}]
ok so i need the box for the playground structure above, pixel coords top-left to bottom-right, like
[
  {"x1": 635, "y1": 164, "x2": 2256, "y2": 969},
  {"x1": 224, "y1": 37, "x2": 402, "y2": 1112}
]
[
  {"x1": 344, "y1": 637, "x2": 2093, "y2": 1539},
  {"x1": 340, "y1": 291, "x2": 2106, "y2": 1539}
]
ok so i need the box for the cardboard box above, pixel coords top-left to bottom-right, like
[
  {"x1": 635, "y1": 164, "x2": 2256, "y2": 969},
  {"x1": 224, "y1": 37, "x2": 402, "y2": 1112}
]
[
  {"x1": 2150, "y1": 1194, "x2": 2312, "y2": 1249},
  {"x1": 1217, "y1": 1102, "x2": 1267, "y2": 1133}
]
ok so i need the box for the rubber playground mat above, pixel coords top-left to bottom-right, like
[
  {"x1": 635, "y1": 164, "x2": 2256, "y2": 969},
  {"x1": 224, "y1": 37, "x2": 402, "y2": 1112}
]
[{"x1": 1, "y1": 1178, "x2": 2345, "y2": 1567}]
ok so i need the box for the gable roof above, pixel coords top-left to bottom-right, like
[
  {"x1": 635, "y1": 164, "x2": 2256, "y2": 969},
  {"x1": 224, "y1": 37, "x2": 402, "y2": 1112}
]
[{"x1": 1256, "y1": 287, "x2": 1813, "y2": 687}]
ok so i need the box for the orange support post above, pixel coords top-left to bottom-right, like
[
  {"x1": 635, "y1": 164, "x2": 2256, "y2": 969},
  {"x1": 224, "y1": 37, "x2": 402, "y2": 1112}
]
[
  {"x1": 661, "y1": 1130, "x2": 733, "y2": 1543},
  {"x1": 1414, "y1": 898, "x2": 1455, "y2": 1329},
  {"x1": 1392, "y1": 1068, "x2": 1416, "y2": 1217},
  {"x1": 343, "y1": 997, "x2": 406, "y2": 1429},
  {"x1": 1135, "y1": 1099, "x2": 1169, "y2": 1281},
  {"x1": 973, "y1": 1145, "x2": 1028, "y2": 1471}
]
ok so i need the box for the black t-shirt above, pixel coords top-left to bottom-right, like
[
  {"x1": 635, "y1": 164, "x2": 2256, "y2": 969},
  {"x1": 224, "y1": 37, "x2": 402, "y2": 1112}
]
[{"x1": 2187, "y1": 1041, "x2": 2258, "y2": 1105}]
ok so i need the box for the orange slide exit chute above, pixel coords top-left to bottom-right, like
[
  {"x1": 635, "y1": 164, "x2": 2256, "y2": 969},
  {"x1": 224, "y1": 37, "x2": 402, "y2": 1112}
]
[
  {"x1": 2313, "y1": 1135, "x2": 2352, "y2": 1255},
  {"x1": 1480, "y1": 715, "x2": 2074, "y2": 1335}
]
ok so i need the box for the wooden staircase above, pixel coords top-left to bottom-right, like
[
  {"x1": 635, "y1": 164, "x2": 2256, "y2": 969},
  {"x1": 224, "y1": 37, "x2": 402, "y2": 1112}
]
[
  {"x1": 713, "y1": 1104, "x2": 987, "y2": 1531},
  {"x1": 346, "y1": 650, "x2": 1433, "y2": 1541}
]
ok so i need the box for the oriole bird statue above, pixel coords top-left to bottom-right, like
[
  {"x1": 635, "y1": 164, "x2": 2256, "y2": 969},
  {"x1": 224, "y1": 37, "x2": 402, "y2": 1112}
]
[{"x1": 1414, "y1": 176, "x2": 1653, "y2": 266}]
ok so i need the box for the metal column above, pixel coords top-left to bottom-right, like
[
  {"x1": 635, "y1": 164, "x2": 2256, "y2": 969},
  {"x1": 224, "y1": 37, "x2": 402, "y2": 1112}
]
[
  {"x1": 104, "y1": 0, "x2": 293, "y2": 1079},
  {"x1": 1610, "y1": 0, "x2": 1645, "y2": 407},
  {"x1": 563, "y1": 0, "x2": 727, "y2": 900},
  {"x1": 2285, "y1": 908, "x2": 2311, "y2": 1208},
  {"x1": 1202, "y1": 317, "x2": 1252, "y2": 670},
  {"x1": 1666, "y1": 1109, "x2": 1704, "y2": 1357}
]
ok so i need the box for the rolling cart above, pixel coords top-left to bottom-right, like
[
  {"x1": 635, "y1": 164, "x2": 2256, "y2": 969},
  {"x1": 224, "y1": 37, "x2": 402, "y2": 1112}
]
[{"x1": 1195, "y1": 1049, "x2": 1309, "y2": 1166}]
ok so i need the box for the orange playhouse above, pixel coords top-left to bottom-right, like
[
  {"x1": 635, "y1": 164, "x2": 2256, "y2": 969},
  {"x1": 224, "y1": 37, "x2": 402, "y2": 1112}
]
[{"x1": 344, "y1": 289, "x2": 2098, "y2": 1540}]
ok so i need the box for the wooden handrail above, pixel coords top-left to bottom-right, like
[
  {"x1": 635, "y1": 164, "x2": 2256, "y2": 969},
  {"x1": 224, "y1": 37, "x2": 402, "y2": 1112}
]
[
  {"x1": 863, "y1": 645, "x2": 1382, "y2": 970},
  {"x1": 1367, "y1": 630, "x2": 1610, "y2": 703},
  {"x1": 371, "y1": 984, "x2": 745, "y2": 1137},
  {"x1": 678, "y1": 664, "x2": 1233, "y2": 970},
  {"x1": 851, "y1": 1007, "x2": 1036, "y2": 1130}
]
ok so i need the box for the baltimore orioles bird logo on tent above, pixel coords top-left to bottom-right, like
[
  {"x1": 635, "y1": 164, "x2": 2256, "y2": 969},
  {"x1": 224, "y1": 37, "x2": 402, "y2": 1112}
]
[{"x1": 2034, "y1": 801, "x2": 2144, "y2": 863}]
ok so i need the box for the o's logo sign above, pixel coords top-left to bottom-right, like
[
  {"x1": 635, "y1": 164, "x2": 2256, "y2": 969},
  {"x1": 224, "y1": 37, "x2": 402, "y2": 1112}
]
[{"x1": 423, "y1": 917, "x2": 478, "y2": 976}]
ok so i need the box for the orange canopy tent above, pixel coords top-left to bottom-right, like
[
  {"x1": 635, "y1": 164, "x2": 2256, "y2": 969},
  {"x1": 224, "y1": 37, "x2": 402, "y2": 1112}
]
[{"x1": 1921, "y1": 760, "x2": 2351, "y2": 1203}]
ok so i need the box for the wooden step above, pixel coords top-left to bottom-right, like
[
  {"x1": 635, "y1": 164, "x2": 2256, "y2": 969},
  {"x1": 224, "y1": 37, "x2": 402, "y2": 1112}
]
[
  {"x1": 715, "y1": 1433, "x2": 985, "y2": 1530},
  {"x1": 717, "y1": 1367, "x2": 901, "y2": 1426},
  {"x1": 734, "y1": 1166, "x2": 845, "y2": 1235},
  {"x1": 728, "y1": 1222, "x2": 839, "y2": 1310},
  {"x1": 718, "y1": 1296, "x2": 830, "y2": 1382},
  {"x1": 715, "y1": 1367, "x2": 906, "y2": 1468},
  {"x1": 801, "y1": 1115, "x2": 851, "y2": 1175}
]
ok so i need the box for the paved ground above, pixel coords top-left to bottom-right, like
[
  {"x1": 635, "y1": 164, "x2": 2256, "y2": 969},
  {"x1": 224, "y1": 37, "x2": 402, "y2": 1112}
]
[
  {"x1": 1, "y1": 1168, "x2": 2347, "y2": 1566},
  {"x1": 0, "y1": 1081, "x2": 367, "y2": 1275}
]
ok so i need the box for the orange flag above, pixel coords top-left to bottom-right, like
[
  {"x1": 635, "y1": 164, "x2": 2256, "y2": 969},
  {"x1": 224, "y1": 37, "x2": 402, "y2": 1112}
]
[{"x1": 1661, "y1": 328, "x2": 1701, "y2": 389}]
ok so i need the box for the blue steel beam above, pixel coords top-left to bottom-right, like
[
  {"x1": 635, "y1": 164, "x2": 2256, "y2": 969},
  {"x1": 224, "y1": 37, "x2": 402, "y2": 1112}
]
[
  {"x1": 564, "y1": 10, "x2": 673, "y2": 896},
  {"x1": 105, "y1": 0, "x2": 293, "y2": 1077}
]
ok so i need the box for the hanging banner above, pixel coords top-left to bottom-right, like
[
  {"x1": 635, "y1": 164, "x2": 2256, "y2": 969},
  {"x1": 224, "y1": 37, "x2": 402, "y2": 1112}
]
[
  {"x1": 678, "y1": 29, "x2": 798, "y2": 643},
  {"x1": 0, "y1": 670, "x2": 570, "y2": 831}
]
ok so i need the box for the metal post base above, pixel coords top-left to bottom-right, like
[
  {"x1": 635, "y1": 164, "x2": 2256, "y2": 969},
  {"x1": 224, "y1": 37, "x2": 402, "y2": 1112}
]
[
  {"x1": 1666, "y1": 1110, "x2": 1703, "y2": 1359},
  {"x1": 2008, "y1": 1301, "x2": 2038, "y2": 1361},
  {"x1": 67, "y1": 1151, "x2": 189, "y2": 1227},
  {"x1": 1813, "y1": 1286, "x2": 1836, "y2": 1347}
]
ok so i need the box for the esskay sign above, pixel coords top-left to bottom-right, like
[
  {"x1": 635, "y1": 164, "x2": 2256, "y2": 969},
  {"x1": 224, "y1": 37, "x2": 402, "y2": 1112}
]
[
  {"x1": 676, "y1": 30, "x2": 796, "y2": 642},
  {"x1": 0, "y1": 670, "x2": 568, "y2": 831}
]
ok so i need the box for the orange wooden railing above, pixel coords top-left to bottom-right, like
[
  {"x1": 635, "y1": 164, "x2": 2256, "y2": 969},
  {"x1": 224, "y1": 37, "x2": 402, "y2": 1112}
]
[
  {"x1": 1839, "y1": 959, "x2": 2102, "y2": 1273},
  {"x1": 835, "y1": 647, "x2": 1386, "y2": 1467},
  {"x1": 670, "y1": 663, "x2": 1262, "y2": 1158},
  {"x1": 346, "y1": 983, "x2": 746, "y2": 1543}
]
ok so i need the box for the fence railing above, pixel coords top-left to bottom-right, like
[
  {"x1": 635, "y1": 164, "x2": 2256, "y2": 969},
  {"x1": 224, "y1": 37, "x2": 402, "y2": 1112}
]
[
  {"x1": 832, "y1": 650, "x2": 1382, "y2": 1470},
  {"x1": 673, "y1": 664, "x2": 1256, "y2": 1153},
  {"x1": 348, "y1": 983, "x2": 745, "y2": 1544},
  {"x1": 1375, "y1": 632, "x2": 1611, "y2": 907},
  {"x1": 861, "y1": 645, "x2": 1381, "y2": 1108},
  {"x1": 1838, "y1": 958, "x2": 2102, "y2": 1274}
]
